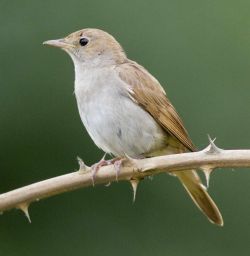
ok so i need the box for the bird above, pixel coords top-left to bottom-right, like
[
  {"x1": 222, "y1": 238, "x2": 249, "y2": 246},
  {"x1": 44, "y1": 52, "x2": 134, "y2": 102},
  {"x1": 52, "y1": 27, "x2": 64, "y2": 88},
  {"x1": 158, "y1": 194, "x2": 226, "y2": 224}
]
[{"x1": 43, "y1": 28, "x2": 223, "y2": 226}]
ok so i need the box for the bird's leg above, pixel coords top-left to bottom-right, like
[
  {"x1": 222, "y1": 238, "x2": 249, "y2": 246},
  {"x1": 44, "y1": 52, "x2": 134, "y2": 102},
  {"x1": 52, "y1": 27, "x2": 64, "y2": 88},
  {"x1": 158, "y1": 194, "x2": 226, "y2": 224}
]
[
  {"x1": 113, "y1": 159, "x2": 123, "y2": 181},
  {"x1": 91, "y1": 154, "x2": 108, "y2": 185},
  {"x1": 103, "y1": 157, "x2": 123, "y2": 181}
]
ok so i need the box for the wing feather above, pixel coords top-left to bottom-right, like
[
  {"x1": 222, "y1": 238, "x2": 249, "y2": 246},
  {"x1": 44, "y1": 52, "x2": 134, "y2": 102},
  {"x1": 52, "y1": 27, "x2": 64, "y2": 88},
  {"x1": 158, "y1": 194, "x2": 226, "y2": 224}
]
[{"x1": 117, "y1": 61, "x2": 196, "y2": 152}]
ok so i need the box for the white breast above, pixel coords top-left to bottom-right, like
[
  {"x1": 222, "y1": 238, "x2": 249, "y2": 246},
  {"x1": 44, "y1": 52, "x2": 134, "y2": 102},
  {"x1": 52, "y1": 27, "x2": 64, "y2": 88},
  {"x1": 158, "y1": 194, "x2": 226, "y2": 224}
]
[{"x1": 74, "y1": 65, "x2": 166, "y2": 157}]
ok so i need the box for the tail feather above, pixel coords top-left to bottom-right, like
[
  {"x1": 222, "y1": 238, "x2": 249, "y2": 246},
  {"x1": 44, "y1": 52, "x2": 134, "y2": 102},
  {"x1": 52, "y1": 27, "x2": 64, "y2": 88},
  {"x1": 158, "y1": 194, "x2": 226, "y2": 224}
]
[{"x1": 175, "y1": 170, "x2": 223, "y2": 226}]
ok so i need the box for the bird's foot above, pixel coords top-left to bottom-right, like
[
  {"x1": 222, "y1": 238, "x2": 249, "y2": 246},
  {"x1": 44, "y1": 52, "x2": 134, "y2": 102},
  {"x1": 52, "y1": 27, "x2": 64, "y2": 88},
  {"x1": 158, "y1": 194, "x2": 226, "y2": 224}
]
[
  {"x1": 91, "y1": 155, "x2": 123, "y2": 185},
  {"x1": 91, "y1": 154, "x2": 109, "y2": 186},
  {"x1": 104, "y1": 157, "x2": 123, "y2": 181},
  {"x1": 113, "y1": 159, "x2": 122, "y2": 181}
]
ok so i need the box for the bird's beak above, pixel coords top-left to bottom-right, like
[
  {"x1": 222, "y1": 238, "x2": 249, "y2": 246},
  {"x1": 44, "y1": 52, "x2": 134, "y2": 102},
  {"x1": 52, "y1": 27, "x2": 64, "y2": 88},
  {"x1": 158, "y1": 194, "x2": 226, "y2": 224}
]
[{"x1": 43, "y1": 38, "x2": 74, "y2": 49}]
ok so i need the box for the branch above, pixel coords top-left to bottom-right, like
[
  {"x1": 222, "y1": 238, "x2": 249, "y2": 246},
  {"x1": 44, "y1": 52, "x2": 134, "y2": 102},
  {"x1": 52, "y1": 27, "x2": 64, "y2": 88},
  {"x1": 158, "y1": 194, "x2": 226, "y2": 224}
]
[{"x1": 1, "y1": 140, "x2": 250, "y2": 221}]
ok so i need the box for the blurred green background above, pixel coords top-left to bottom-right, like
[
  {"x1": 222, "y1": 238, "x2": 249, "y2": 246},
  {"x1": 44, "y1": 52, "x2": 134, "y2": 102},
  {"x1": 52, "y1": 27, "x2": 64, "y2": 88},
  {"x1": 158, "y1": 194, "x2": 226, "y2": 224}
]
[{"x1": 1, "y1": 0, "x2": 250, "y2": 255}]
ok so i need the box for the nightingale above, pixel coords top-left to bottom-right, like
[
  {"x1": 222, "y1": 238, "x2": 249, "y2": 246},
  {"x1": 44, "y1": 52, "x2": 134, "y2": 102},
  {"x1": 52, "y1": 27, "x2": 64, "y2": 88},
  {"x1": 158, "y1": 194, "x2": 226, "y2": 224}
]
[{"x1": 44, "y1": 28, "x2": 223, "y2": 226}]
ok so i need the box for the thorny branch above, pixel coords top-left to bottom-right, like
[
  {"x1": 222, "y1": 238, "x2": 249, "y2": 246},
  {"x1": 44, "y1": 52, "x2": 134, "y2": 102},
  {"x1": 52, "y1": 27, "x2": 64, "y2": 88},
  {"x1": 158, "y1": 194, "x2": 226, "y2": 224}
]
[{"x1": 1, "y1": 138, "x2": 250, "y2": 222}]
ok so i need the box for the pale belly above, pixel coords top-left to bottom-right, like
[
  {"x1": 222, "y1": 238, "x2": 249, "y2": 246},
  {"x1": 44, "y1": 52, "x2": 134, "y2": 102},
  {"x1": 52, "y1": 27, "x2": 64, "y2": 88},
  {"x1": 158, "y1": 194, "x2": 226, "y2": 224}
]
[{"x1": 75, "y1": 84, "x2": 167, "y2": 157}]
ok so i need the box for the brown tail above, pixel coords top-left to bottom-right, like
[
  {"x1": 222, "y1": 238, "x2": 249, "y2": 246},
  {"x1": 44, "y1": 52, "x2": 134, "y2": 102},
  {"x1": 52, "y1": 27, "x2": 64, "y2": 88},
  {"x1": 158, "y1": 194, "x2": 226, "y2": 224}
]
[{"x1": 175, "y1": 170, "x2": 223, "y2": 226}]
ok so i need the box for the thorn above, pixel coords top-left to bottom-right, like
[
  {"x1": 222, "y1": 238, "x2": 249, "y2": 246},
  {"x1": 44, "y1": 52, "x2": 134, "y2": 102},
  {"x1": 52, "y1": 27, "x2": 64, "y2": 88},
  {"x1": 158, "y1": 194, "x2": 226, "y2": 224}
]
[
  {"x1": 101, "y1": 153, "x2": 107, "y2": 161},
  {"x1": 148, "y1": 175, "x2": 154, "y2": 181},
  {"x1": 77, "y1": 156, "x2": 87, "y2": 172},
  {"x1": 18, "y1": 203, "x2": 31, "y2": 223},
  {"x1": 202, "y1": 167, "x2": 214, "y2": 188},
  {"x1": 206, "y1": 135, "x2": 221, "y2": 154},
  {"x1": 200, "y1": 183, "x2": 208, "y2": 191},
  {"x1": 105, "y1": 182, "x2": 111, "y2": 187},
  {"x1": 130, "y1": 179, "x2": 140, "y2": 203}
]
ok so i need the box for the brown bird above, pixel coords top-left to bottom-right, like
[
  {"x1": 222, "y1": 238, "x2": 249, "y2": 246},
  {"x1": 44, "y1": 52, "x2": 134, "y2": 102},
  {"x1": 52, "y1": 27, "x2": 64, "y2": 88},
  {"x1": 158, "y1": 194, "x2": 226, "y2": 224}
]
[{"x1": 44, "y1": 28, "x2": 223, "y2": 226}]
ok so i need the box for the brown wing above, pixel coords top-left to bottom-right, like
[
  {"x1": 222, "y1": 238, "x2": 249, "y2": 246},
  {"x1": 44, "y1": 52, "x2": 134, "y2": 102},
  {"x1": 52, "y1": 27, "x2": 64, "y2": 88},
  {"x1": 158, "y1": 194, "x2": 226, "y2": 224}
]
[{"x1": 117, "y1": 60, "x2": 196, "y2": 152}]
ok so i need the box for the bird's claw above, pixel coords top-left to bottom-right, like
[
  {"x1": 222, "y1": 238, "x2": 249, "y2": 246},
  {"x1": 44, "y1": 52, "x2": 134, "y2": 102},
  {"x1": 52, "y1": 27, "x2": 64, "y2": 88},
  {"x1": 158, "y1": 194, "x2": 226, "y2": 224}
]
[
  {"x1": 91, "y1": 154, "x2": 108, "y2": 186},
  {"x1": 91, "y1": 156, "x2": 123, "y2": 185},
  {"x1": 114, "y1": 159, "x2": 122, "y2": 181}
]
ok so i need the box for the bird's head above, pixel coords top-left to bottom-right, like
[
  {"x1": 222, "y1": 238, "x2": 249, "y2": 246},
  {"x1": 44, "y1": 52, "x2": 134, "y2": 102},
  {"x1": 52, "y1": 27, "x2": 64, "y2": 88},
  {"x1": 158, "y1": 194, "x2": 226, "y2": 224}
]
[{"x1": 43, "y1": 28, "x2": 127, "y2": 68}]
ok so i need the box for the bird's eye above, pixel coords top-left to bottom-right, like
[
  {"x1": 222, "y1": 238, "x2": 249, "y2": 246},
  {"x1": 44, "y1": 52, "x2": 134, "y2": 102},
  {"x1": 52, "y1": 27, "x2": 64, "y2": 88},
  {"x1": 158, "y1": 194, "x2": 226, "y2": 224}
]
[{"x1": 79, "y1": 38, "x2": 89, "y2": 46}]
